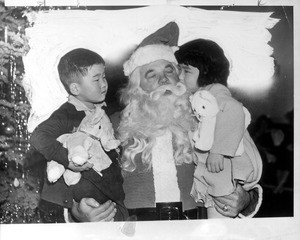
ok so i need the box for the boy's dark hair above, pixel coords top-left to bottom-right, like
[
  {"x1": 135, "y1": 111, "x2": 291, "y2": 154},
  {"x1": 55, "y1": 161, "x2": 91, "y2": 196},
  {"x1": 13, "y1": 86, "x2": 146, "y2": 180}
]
[
  {"x1": 58, "y1": 48, "x2": 105, "y2": 94},
  {"x1": 175, "y1": 39, "x2": 230, "y2": 87}
]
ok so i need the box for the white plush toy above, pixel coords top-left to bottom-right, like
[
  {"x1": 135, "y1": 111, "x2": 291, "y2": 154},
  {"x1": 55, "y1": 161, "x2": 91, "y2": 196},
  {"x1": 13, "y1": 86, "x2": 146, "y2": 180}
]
[
  {"x1": 190, "y1": 89, "x2": 251, "y2": 154},
  {"x1": 47, "y1": 107, "x2": 120, "y2": 186},
  {"x1": 190, "y1": 90, "x2": 219, "y2": 151}
]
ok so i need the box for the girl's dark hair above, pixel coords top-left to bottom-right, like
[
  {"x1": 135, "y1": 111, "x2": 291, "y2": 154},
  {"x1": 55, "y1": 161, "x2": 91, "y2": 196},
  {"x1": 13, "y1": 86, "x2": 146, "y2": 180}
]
[
  {"x1": 57, "y1": 48, "x2": 105, "y2": 94},
  {"x1": 175, "y1": 39, "x2": 230, "y2": 87}
]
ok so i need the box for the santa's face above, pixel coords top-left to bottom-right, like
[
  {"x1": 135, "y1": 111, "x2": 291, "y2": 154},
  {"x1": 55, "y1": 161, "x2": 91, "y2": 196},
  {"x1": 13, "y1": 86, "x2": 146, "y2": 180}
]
[{"x1": 139, "y1": 60, "x2": 180, "y2": 93}]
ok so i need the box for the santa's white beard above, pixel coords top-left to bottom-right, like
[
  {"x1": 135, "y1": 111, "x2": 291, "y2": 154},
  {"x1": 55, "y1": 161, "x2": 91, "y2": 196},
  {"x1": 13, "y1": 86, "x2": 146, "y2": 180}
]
[{"x1": 118, "y1": 89, "x2": 197, "y2": 172}]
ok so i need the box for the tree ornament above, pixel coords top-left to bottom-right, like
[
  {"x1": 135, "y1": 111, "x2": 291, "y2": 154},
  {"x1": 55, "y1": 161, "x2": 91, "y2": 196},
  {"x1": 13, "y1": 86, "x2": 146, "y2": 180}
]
[
  {"x1": 13, "y1": 177, "x2": 20, "y2": 187},
  {"x1": 0, "y1": 116, "x2": 10, "y2": 134},
  {"x1": 4, "y1": 122, "x2": 15, "y2": 136}
]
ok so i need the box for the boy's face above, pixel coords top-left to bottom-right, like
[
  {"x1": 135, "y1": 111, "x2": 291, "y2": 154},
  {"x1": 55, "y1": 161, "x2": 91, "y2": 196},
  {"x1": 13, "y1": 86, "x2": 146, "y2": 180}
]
[
  {"x1": 75, "y1": 63, "x2": 107, "y2": 108},
  {"x1": 139, "y1": 60, "x2": 180, "y2": 93}
]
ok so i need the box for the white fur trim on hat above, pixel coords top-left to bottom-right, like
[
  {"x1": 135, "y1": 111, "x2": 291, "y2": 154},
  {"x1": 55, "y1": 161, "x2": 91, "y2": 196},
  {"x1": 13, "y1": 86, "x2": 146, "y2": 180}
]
[{"x1": 123, "y1": 44, "x2": 179, "y2": 76}]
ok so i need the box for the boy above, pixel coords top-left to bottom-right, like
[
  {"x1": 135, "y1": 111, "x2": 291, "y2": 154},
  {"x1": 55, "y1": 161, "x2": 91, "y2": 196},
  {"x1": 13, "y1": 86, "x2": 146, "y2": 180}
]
[{"x1": 30, "y1": 48, "x2": 128, "y2": 222}]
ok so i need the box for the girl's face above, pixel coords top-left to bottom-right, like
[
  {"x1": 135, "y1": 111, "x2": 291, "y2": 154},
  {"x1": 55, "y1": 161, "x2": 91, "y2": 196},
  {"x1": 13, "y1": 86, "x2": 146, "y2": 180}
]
[
  {"x1": 180, "y1": 64, "x2": 200, "y2": 93},
  {"x1": 76, "y1": 63, "x2": 107, "y2": 109}
]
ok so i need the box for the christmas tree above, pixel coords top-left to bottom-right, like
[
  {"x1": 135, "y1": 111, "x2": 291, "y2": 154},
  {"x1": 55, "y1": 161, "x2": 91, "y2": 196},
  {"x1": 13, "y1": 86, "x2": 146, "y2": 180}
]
[
  {"x1": 1, "y1": 2, "x2": 104, "y2": 223},
  {"x1": 0, "y1": 0, "x2": 43, "y2": 223}
]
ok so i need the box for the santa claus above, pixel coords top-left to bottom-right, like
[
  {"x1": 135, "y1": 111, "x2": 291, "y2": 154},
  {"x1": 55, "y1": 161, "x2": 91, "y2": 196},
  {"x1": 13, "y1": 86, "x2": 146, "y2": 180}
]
[{"x1": 117, "y1": 22, "x2": 261, "y2": 220}]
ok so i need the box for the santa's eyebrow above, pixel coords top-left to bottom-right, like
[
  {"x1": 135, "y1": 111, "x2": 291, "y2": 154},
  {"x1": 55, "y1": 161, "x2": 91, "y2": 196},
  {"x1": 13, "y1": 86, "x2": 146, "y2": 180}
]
[{"x1": 165, "y1": 64, "x2": 174, "y2": 69}]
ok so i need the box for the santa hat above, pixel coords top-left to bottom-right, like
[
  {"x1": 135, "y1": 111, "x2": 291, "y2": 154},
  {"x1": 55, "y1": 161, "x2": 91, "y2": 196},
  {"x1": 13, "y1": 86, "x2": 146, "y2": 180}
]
[{"x1": 123, "y1": 22, "x2": 179, "y2": 76}]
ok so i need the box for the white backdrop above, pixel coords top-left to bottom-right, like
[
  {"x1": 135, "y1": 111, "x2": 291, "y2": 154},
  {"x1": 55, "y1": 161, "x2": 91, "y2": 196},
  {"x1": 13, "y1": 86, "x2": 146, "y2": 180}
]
[{"x1": 22, "y1": 5, "x2": 279, "y2": 132}]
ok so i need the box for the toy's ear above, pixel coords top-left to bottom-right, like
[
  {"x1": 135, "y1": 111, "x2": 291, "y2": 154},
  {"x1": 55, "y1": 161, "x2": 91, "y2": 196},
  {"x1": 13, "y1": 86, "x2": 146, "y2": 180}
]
[
  {"x1": 193, "y1": 90, "x2": 203, "y2": 101},
  {"x1": 199, "y1": 90, "x2": 215, "y2": 102},
  {"x1": 89, "y1": 107, "x2": 104, "y2": 125},
  {"x1": 190, "y1": 91, "x2": 202, "y2": 108}
]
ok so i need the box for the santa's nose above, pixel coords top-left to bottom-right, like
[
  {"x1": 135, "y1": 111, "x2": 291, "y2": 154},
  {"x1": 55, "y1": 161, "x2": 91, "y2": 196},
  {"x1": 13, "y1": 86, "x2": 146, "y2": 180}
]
[{"x1": 158, "y1": 76, "x2": 170, "y2": 85}]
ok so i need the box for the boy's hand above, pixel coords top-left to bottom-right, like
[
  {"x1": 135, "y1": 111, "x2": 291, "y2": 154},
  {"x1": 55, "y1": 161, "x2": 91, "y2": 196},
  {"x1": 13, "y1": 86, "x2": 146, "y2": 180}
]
[
  {"x1": 206, "y1": 152, "x2": 224, "y2": 173},
  {"x1": 68, "y1": 161, "x2": 93, "y2": 172}
]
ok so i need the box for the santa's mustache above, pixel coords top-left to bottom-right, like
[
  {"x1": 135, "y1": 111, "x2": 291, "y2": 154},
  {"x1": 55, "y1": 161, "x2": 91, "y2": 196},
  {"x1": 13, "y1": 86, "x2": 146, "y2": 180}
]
[{"x1": 149, "y1": 82, "x2": 186, "y2": 101}]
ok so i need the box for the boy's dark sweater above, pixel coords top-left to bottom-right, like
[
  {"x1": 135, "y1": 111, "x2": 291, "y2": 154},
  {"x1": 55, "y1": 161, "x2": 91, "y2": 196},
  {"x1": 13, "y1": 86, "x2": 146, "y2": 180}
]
[{"x1": 30, "y1": 102, "x2": 128, "y2": 221}]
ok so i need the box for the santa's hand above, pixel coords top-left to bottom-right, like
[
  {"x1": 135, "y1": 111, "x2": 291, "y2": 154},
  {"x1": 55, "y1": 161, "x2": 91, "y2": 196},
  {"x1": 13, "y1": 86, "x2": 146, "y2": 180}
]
[
  {"x1": 68, "y1": 161, "x2": 93, "y2": 172},
  {"x1": 212, "y1": 184, "x2": 251, "y2": 218},
  {"x1": 206, "y1": 152, "x2": 224, "y2": 173}
]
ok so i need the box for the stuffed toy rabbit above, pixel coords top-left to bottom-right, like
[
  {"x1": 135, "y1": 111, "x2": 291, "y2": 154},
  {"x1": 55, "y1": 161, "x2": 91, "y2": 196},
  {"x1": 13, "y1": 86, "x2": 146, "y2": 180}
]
[
  {"x1": 47, "y1": 107, "x2": 120, "y2": 186},
  {"x1": 189, "y1": 90, "x2": 219, "y2": 151}
]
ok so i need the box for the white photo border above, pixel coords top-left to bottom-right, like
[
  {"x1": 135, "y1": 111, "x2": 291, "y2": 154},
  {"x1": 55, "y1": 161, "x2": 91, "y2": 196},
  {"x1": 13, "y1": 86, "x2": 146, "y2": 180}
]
[{"x1": 1, "y1": 1, "x2": 299, "y2": 240}]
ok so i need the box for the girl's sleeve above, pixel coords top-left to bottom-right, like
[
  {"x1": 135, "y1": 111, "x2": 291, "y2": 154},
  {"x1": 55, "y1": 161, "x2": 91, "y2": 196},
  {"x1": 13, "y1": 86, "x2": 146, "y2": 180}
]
[
  {"x1": 30, "y1": 110, "x2": 70, "y2": 168},
  {"x1": 210, "y1": 96, "x2": 246, "y2": 157}
]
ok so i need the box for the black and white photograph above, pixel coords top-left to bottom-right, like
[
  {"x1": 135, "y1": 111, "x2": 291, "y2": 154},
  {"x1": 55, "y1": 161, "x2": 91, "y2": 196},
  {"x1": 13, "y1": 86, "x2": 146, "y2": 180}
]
[{"x1": 0, "y1": 0, "x2": 298, "y2": 239}]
